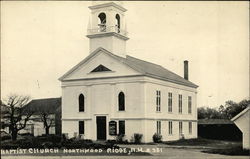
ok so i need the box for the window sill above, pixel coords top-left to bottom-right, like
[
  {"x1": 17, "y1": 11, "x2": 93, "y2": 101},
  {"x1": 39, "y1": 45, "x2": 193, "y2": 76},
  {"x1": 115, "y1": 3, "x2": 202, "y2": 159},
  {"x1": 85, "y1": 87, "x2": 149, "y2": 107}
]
[{"x1": 156, "y1": 111, "x2": 161, "y2": 113}]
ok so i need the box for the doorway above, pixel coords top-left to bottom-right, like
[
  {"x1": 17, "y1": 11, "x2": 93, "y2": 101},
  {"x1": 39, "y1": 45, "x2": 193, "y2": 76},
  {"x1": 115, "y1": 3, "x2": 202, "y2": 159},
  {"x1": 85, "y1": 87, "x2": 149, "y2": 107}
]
[{"x1": 96, "y1": 116, "x2": 106, "y2": 140}]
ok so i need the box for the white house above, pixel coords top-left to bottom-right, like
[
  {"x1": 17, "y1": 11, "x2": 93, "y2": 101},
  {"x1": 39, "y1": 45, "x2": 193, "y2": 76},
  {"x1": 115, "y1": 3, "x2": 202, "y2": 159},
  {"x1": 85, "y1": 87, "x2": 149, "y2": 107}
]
[
  {"x1": 231, "y1": 106, "x2": 250, "y2": 149},
  {"x1": 59, "y1": 2, "x2": 198, "y2": 142}
]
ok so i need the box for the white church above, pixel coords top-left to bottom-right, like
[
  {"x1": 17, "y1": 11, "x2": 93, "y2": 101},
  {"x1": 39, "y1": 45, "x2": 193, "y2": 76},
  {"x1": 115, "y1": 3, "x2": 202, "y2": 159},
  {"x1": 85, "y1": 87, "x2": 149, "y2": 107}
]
[{"x1": 59, "y1": 1, "x2": 198, "y2": 142}]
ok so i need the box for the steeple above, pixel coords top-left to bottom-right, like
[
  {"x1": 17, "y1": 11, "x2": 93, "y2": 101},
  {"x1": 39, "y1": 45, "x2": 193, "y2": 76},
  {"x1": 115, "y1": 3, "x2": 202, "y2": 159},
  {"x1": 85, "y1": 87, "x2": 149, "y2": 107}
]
[{"x1": 86, "y1": 1, "x2": 129, "y2": 58}]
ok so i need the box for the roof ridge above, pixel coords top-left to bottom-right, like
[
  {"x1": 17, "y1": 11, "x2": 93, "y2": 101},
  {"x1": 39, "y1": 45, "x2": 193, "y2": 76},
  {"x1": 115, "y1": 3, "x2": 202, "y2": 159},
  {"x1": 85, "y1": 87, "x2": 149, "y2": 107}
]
[{"x1": 126, "y1": 55, "x2": 162, "y2": 67}]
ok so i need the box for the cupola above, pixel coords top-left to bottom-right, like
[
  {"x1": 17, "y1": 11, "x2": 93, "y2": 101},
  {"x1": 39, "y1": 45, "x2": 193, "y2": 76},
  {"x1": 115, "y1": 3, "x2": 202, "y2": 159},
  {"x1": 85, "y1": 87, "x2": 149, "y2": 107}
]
[{"x1": 86, "y1": 2, "x2": 129, "y2": 58}]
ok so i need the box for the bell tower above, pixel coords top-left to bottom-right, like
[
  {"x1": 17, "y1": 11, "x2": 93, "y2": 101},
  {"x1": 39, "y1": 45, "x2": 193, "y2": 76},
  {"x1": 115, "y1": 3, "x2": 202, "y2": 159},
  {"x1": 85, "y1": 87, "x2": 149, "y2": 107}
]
[{"x1": 87, "y1": 1, "x2": 129, "y2": 58}]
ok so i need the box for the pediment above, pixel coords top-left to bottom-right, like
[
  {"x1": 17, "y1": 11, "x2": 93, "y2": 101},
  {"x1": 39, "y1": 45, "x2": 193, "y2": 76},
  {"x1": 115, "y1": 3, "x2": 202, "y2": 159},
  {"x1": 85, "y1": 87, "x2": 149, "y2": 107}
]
[{"x1": 59, "y1": 48, "x2": 142, "y2": 81}]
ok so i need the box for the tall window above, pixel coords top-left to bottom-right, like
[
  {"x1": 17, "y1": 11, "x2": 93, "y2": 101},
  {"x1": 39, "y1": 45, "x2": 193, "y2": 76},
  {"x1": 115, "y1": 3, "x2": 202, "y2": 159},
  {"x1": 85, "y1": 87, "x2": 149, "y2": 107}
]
[
  {"x1": 118, "y1": 92, "x2": 125, "y2": 111},
  {"x1": 79, "y1": 94, "x2": 85, "y2": 112},
  {"x1": 157, "y1": 121, "x2": 161, "y2": 134},
  {"x1": 119, "y1": 120, "x2": 125, "y2": 135},
  {"x1": 189, "y1": 122, "x2": 192, "y2": 134},
  {"x1": 156, "y1": 90, "x2": 161, "y2": 112},
  {"x1": 178, "y1": 94, "x2": 182, "y2": 114},
  {"x1": 79, "y1": 121, "x2": 85, "y2": 134},
  {"x1": 179, "y1": 122, "x2": 183, "y2": 135},
  {"x1": 115, "y1": 14, "x2": 120, "y2": 33},
  {"x1": 168, "y1": 121, "x2": 173, "y2": 135},
  {"x1": 168, "y1": 92, "x2": 173, "y2": 112},
  {"x1": 188, "y1": 96, "x2": 192, "y2": 114}
]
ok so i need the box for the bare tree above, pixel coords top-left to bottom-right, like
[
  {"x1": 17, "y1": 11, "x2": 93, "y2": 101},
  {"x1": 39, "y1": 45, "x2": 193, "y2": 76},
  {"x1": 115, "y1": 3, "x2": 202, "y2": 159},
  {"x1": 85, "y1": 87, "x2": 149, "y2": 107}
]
[
  {"x1": 40, "y1": 111, "x2": 54, "y2": 135},
  {"x1": 3, "y1": 94, "x2": 33, "y2": 141}
]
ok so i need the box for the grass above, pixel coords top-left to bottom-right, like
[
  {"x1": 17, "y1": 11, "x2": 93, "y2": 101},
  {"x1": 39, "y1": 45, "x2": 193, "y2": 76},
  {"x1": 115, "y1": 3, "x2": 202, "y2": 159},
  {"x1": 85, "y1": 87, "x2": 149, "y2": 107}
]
[
  {"x1": 164, "y1": 137, "x2": 249, "y2": 156},
  {"x1": 202, "y1": 145, "x2": 249, "y2": 156},
  {"x1": 164, "y1": 138, "x2": 236, "y2": 147}
]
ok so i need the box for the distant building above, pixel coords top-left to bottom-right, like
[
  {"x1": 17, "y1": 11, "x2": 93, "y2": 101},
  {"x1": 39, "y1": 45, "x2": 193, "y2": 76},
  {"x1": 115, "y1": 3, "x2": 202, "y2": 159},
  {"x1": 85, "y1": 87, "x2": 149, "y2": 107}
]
[
  {"x1": 59, "y1": 2, "x2": 198, "y2": 142},
  {"x1": 21, "y1": 98, "x2": 61, "y2": 136},
  {"x1": 198, "y1": 119, "x2": 242, "y2": 141},
  {"x1": 231, "y1": 106, "x2": 250, "y2": 149}
]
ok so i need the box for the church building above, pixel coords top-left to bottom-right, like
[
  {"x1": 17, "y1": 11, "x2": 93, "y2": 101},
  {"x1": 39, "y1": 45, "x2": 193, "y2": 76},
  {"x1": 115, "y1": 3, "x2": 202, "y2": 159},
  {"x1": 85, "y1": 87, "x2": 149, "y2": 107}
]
[{"x1": 59, "y1": 2, "x2": 198, "y2": 142}]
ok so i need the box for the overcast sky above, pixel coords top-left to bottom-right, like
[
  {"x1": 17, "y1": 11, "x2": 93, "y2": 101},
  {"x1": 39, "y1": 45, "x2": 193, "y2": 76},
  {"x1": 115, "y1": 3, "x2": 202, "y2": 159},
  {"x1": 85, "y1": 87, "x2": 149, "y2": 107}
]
[{"x1": 1, "y1": 1, "x2": 249, "y2": 108}]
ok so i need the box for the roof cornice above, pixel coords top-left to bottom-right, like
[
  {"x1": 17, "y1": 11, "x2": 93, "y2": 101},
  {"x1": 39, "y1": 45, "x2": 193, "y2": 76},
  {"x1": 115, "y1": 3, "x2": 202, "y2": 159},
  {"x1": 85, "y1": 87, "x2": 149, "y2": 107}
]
[
  {"x1": 88, "y1": 2, "x2": 127, "y2": 12},
  {"x1": 86, "y1": 32, "x2": 129, "y2": 41}
]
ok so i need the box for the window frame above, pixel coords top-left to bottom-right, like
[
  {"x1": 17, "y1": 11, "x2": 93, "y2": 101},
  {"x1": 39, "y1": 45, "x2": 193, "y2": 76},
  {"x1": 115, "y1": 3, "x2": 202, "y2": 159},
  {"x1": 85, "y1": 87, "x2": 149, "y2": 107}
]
[
  {"x1": 79, "y1": 121, "x2": 85, "y2": 135},
  {"x1": 188, "y1": 96, "x2": 192, "y2": 114},
  {"x1": 79, "y1": 94, "x2": 85, "y2": 112},
  {"x1": 168, "y1": 121, "x2": 173, "y2": 135},
  {"x1": 118, "y1": 92, "x2": 125, "y2": 111},
  {"x1": 156, "y1": 90, "x2": 161, "y2": 112},
  {"x1": 178, "y1": 94, "x2": 182, "y2": 114},
  {"x1": 168, "y1": 92, "x2": 173, "y2": 113},
  {"x1": 157, "y1": 121, "x2": 161, "y2": 134},
  {"x1": 118, "y1": 120, "x2": 125, "y2": 135},
  {"x1": 189, "y1": 122, "x2": 192, "y2": 134},
  {"x1": 179, "y1": 121, "x2": 183, "y2": 135}
]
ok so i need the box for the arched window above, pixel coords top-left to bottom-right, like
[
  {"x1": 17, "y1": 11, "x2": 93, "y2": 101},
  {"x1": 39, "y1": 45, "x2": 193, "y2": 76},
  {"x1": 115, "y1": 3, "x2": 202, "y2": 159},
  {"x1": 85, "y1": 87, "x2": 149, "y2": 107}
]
[
  {"x1": 115, "y1": 14, "x2": 120, "y2": 33},
  {"x1": 118, "y1": 92, "x2": 125, "y2": 111},
  {"x1": 79, "y1": 94, "x2": 85, "y2": 112},
  {"x1": 98, "y1": 13, "x2": 106, "y2": 32}
]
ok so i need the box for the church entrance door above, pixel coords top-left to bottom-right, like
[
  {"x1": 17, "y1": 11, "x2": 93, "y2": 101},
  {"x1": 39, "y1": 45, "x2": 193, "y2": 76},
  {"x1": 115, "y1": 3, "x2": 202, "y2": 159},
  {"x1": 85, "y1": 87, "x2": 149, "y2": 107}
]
[{"x1": 96, "y1": 116, "x2": 106, "y2": 140}]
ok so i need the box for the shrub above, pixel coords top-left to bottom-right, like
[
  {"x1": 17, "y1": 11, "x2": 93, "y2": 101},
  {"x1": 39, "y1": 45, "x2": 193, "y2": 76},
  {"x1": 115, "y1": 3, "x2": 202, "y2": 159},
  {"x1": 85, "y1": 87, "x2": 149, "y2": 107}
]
[
  {"x1": 134, "y1": 133, "x2": 143, "y2": 144},
  {"x1": 1, "y1": 135, "x2": 11, "y2": 141},
  {"x1": 116, "y1": 134, "x2": 125, "y2": 143},
  {"x1": 1, "y1": 143, "x2": 19, "y2": 149},
  {"x1": 152, "y1": 133, "x2": 162, "y2": 143}
]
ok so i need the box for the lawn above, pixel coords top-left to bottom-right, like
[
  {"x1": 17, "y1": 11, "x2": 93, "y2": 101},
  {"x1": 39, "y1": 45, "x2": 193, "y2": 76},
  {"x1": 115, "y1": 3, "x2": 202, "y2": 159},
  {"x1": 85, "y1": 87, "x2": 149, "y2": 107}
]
[{"x1": 164, "y1": 138, "x2": 249, "y2": 156}]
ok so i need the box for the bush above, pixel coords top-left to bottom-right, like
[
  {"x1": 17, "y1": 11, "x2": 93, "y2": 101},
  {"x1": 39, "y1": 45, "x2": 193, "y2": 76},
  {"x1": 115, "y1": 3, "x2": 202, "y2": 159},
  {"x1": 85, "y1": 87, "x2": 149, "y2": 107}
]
[
  {"x1": 1, "y1": 135, "x2": 11, "y2": 141},
  {"x1": 1, "y1": 143, "x2": 19, "y2": 149},
  {"x1": 134, "y1": 133, "x2": 143, "y2": 144},
  {"x1": 153, "y1": 133, "x2": 162, "y2": 143},
  {"x1": 116, "y1": 134, "x2": 125, "y2": 144},
  {"x1": 19, "y1": 133, "x2": 33, "y2": 136}
]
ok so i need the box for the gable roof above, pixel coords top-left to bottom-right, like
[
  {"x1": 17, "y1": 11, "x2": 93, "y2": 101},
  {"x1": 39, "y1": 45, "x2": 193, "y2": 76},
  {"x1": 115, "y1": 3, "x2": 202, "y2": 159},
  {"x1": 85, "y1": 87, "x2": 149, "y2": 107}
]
[
  {"x1": 198, "y1": 119, "x2": 234, "y2": 125},
  {"x1": 59, "y1": 47, "x2": 198, "y2": 88},
  {"x1": 23, "y1": 98, "x2": 61, "y2": 115},
  {"x1": 231, "y1": 106, "x2": 250, "y2": 121}
]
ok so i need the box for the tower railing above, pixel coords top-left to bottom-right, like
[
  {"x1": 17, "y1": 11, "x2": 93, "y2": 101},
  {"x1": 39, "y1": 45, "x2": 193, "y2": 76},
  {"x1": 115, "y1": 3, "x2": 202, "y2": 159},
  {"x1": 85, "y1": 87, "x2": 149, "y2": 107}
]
[{"x1": 87, "y1": 25, "x2": 128, "y2": 37}]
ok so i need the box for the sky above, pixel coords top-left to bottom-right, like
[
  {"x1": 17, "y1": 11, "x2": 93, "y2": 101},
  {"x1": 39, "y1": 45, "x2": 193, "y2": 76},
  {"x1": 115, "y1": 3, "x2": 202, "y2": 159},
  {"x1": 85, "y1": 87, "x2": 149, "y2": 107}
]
[{"x1": 1, "y1": 1, "x2": 249, "y2": 108}]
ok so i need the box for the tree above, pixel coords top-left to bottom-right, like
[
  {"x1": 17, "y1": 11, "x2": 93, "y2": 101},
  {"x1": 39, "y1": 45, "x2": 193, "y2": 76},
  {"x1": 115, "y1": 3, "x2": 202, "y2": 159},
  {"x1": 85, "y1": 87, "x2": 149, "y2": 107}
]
[
  {"x1": 2, "y1": 94, "x2": 34, "y2": 141},
  {"x1": 198, "y1": 107, "x2": 224, "y2": 119},
  {"x1": 198, "y1": 99, "x2": 250, "y2": 120},
  {"x1": 219, "y1": 99, "x2": 250, "y2": 119},
  {"x1": 40, "y1": 112, "x2": 54, "y2": 135}
]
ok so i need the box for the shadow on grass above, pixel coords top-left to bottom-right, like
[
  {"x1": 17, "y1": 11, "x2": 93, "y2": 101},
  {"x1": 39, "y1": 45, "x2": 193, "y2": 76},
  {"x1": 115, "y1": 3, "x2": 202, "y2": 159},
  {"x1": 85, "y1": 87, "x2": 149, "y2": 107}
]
[
  {"x1": 164, "y1": 137, "x2": 240, "y2": 147},
  {"x1": 202, "y1": 145, "x2": 249, "y2": 156},
  {"x1": 163, "y1": 137, "x2": 249, "y2": 156}
]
